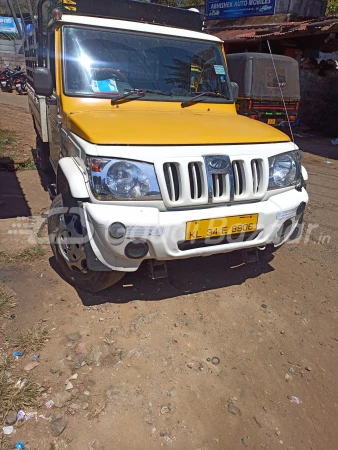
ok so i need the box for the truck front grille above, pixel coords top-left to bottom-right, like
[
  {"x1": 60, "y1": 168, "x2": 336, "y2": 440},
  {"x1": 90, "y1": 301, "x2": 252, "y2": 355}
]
[{"x1": 160, "y1": 155, "x2": 268, "y2": 208}]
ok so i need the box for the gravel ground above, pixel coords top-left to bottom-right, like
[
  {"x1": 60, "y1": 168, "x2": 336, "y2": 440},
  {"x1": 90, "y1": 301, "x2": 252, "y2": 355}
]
[{"x1": 0, "y1": 94, "x2": 337, "y2": 450}]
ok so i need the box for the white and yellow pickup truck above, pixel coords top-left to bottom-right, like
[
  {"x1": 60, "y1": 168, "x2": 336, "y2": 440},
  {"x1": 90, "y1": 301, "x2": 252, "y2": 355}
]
[{"x1": 26, "y1": 0, "x2": 308, "y2": 292}]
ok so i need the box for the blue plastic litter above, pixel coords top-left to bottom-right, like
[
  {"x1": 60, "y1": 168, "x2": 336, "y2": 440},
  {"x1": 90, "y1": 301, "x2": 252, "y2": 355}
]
[
  {"x1": 13, "y1": 351, "x2": 23, "y2": 357},
  {"x1": 15, "y1": 441, "x2": 25, "y2": 449},
  {"x1": 33, "y1": 355, "x2": 39, "y2": 361}
]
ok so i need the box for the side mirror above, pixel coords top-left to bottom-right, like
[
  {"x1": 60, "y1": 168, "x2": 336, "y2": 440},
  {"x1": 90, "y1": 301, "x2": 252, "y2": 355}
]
[
  {"x1": 33, "y1": 67, "x2": 53, "y2": 97},
  {"x1": 231, "y1": 82, "x2": 239, "y2": 102}
]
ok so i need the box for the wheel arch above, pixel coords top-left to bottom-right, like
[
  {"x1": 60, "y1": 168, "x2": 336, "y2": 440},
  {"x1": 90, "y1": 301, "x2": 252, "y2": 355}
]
[{"x1": 57, "y1": 157, "x2": 90, "y2": 200}]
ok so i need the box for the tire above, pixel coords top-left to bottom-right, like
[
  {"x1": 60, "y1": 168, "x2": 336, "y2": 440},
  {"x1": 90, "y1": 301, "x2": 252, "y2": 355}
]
[
  {"x1": 36, "y1": 136, "x2": 52, "y2": 172},
  {"x1": 48, "y1": 194, "x2": 125, "y2": 292}
]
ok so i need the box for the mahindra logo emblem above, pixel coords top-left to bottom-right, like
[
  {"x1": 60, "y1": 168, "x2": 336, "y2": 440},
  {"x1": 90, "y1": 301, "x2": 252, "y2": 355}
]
[
  {"x1": 208, "y1": 158, "x2": 229, "y2": 170},
  {"x1": 203, "y1": 155, "x2": 234, "y2": 203}
]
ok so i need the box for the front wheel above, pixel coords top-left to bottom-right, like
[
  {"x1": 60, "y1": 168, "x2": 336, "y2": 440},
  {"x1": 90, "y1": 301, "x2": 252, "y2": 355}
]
[{"x1": 48, "y1": 194, "x2": 125, "y2": 292}]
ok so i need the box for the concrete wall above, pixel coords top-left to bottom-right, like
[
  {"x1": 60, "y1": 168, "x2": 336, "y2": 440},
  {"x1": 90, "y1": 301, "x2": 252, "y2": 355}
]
[
  {"x1": 0, "y1": 39, "x2": 23, "y2": 54},
  {"x1": 0, "y1": 50, "x2": 25, "y2": 68},
  {"x1": 298, "y1": 68, "x2": 338, "y2": 133}
]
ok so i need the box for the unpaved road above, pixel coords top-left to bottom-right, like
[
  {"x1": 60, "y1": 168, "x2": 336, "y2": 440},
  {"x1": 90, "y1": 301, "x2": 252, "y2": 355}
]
[{"x1": 0, "y1": 92, "x2": 337, "y2": 450}]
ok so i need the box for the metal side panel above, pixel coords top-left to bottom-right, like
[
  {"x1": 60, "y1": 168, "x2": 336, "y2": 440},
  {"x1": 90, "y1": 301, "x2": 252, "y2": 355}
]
[{"x1": 27, "y1": 85, "x2": 49, "y2": 143}]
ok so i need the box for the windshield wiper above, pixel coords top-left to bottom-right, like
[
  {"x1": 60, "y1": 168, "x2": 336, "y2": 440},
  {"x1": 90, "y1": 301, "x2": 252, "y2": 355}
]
[
  {"x1": 111, "y1": 89, "x2": 172, "y2": 105},
  {"x1": 181, "y1": 92, "x2": 229, "y2": 109}
]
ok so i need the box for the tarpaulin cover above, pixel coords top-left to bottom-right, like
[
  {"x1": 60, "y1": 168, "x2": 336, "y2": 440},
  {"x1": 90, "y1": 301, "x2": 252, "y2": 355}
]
[{"x1": 226, "y1": 53, "x2": 300, "y2": 100}]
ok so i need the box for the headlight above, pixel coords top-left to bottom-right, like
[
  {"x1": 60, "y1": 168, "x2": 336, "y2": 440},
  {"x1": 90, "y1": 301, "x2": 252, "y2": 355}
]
[
  {"x1": 86, "y1": 158, "x2": 161, "y2": 201},
  {"x1": 268, "y1": 151, "x2": 301, "y2": 190}
]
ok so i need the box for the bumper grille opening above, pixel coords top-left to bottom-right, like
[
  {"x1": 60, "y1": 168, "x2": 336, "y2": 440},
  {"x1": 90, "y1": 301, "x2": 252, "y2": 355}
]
[
  {"x1": 188, "y1": 162, "x2": 203, "y2": 200},
  {"x1": 163, "y1": 162, "x2": 180, "y2": 202},
  {"x1": 178, "y1": 230, "x2": 262, "y2": 251}
]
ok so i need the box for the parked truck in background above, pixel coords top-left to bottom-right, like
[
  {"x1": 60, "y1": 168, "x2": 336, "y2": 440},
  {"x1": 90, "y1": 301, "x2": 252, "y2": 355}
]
[{"x1": 26, "y1": 0, "x2": 308, "y2": 292}]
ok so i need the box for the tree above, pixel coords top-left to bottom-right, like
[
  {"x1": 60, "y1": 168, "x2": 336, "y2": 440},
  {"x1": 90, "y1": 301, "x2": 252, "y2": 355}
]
[{"x1": 326, "y1": 0, "x2": 338, "y2": 15}]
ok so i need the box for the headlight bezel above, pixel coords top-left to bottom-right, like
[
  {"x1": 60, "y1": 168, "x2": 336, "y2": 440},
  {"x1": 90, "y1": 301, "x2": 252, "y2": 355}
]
[
  {"x1": 86, "y1": 157, "x2": 162, "y2": 201},
  {"x1": 268, "y1": 150, "x2": 302, "y2": 190}
]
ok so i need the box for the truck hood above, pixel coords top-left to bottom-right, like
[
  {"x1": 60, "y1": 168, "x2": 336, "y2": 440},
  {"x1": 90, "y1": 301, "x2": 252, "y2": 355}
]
[{"x1": 67, "y1": 108, "x2": 289, "y2": 145}]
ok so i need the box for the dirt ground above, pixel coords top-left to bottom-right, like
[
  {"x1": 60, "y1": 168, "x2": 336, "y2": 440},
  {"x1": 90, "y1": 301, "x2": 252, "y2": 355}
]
[{"x1": 0, "y1": 92, "x2": 337, "y2": 450}]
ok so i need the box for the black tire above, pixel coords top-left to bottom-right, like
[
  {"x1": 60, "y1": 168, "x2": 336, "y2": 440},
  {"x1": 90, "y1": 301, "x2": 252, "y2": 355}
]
[
  {"x1": 36, "y1": 136, "x2": 52, "y2": 172},
  {"x1": 48, "y1": 194, "x2": 125, "y2": 292}
]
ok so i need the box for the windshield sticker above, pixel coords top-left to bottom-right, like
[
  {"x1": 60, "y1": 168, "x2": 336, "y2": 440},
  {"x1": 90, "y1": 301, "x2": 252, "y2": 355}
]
[
  {"x1": 91, "y1": 79, "x2": 119, "y2": 94},
  {"x1": 214, "y1": 65, "x2": 225, "y2": 75}
]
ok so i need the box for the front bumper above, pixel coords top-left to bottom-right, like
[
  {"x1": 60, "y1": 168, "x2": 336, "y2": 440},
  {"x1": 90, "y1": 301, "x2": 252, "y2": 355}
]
[{"x1": 83, "y1": 188, "x2": 308, "y2": 272}]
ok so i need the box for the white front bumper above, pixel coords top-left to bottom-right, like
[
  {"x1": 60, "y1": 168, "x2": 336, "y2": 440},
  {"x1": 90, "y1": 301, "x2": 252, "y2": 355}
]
[{"x1": 83, "y1": 188, "x2": 308, "y2": 272}]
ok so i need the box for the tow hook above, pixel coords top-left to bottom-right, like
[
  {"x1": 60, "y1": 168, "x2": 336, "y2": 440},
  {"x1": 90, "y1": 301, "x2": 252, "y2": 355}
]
[
  {"x1": 149, "y1": 260, "x2": 168, "y2": 279},
  {"x1": 242, "y1": 248, "x2": 260, "y2": 264}
]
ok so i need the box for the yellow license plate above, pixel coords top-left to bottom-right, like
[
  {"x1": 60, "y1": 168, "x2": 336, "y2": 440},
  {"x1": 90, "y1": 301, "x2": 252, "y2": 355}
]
[
  {"x1": 268, "y1": 118, "x2": 276, "y2": 125},
  {"x1": 186, "y1": 214, "x2": 259, "y2": 241}
]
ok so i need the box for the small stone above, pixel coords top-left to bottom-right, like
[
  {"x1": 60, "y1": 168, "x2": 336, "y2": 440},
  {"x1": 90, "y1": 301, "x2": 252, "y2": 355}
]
[
  {"x1": 261, "y1": 304, "x2": 267, "y2": 308},
  {"x1": 160, "y1": 429, "x2": 167, "y2": 437},
  {"x1": 54, "y1": 390, "x2": 72, "y2": 408},
  {"x1": 280, "y1": 351, "x2": 284, "y2": 355},
  {"x1": 24, "y1": 362, "x2": 39, "y2": 371},
  {"x1": 187, "y1": 363, "x2": 194, "y2": 369},
  {"x1": 84, "y1": 390, "x2": 90, "y2": 396},
  {"x1": 183, "y1": 333, "x2": 188, "y2": 338},
  {"x1": 75, "y1": 343, "x2": 88, "y2": 356},
  {"x1": 5, "y1": 410, "x2": 17, "y2": 425},
  {"x1": 280, "y1": 330, "x2": 285, "y2": 335},
  {"x1": 174, "y1": 323, "x2": 179, "y2": 327},
  {"x1": 99, "y1": 318, "x2": 104, "y2": 322},
  {"x1": 82, "y1": 403, "x2": 89, "y2": 410},
  {"x1": 50, "y1": 368, "x2": 58, "y2": 374},
  {"x1": 289, "y1": 367, "x2": 295, "y2": 374},
  {"x1": 65, "y1": 381, "x2": 73, "y2": 391},
  {"x1": 263, "y1": 406, "x2": 268, "y2": 412},
  {"x1": 50, "y1": 418, "x2": 67, "y2": 437},
  {"x1": 211, "y1": 357, "x2": 220, "y2": 366},
  {"x1": 305, "y1": 366, "x2": 311, "y2": 371},
  {"x1": 275, "y1": 430, "x2": 281, "y2": 436},
  {"x1": 66, "y1": 332, "x2": 81, "y2": 341},
  {"x1": 69, "y1": 373, "x2": 78, "y2": 380},
  {"x1": 285, "y1": 373, "x2": 292, "y2": 382},
  {"x1": 69, "y1": 403, "x2": 81, "y2": 410},
  {"x1": 241, "y1": 437, "x2": 248, "y2": 447},
  {"x1": 160, "y1": 405, "x2": 171, "y2": 415},
  {"x1": 228, "y1": 404, "x2": 240, "y2": 415}
]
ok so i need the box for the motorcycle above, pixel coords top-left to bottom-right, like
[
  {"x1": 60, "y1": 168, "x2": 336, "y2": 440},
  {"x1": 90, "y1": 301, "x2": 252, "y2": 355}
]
[
  {"x1": 12, "y1": 66, "x2": 27, "y2": 95},
  {"x1": 0, "y1": 66, "x2": 13, "y2": 93}
]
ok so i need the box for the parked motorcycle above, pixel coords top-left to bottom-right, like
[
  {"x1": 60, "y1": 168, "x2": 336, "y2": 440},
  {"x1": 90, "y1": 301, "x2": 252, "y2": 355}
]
[
  {"x1": 0, "y1": 66, "x2": 13, "y2": 93},
  {"x1": 12, "y1": 66, "x2": 27, "y2": 95}
]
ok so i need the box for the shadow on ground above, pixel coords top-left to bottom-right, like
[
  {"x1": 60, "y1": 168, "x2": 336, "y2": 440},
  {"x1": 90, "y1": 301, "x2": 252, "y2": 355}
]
[
  {"x1": 49, "y1": 250, "x2": 275, "y2": 306},
  {"x1": 0, "y1": 159, "x2": 31, "y2": 219}
]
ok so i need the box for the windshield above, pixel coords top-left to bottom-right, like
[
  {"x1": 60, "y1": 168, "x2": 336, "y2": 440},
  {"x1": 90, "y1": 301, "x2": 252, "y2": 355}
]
[{"x1": 63, "y1": 26, "x2": 232, "y2": 103}]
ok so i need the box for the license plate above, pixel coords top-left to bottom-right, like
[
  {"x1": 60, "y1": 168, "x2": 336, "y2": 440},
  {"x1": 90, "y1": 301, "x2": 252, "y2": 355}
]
[
  {"x1": 16, "y1": 84, "x2": 21, "y2": 87},
  {"x1": 268, "y1": 118, "x2": 276, "y2": 125},
  {"x1": 186, "y1": 214, "x2": 259, "y2": 241}
]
